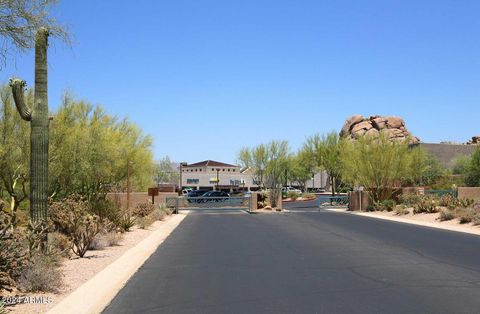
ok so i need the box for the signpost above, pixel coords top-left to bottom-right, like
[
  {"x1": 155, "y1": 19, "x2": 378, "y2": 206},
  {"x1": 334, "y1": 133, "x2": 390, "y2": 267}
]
[{"x1": 148, "y1": 187, "x2": 159, "y2": 204}]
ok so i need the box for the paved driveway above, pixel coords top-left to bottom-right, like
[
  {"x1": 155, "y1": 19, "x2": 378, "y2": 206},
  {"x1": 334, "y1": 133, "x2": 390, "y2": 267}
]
[{"x1": 104, "y1": 207, "x2": 480, "y2": 314}]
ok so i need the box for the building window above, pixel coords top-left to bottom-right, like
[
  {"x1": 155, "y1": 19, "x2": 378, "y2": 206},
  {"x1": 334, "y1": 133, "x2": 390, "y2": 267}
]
[
  {"x1": 228, "y1": 169, "x2": 230, "y2": 172},
  {"x1": 233, "y1": 169, "x2": 236, "y2": 172},
  {"x1": 187, "y1": 179, "x2": 199, "y2": 184}
]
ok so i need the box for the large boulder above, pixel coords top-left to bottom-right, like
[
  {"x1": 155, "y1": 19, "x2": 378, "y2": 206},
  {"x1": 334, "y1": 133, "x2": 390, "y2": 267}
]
[
  {"x1": 340, "y1": 115, "x2": 364, "y2": 137},
  {"x1": 339, "y1": 115, "x2": 420, "y2": 145}
]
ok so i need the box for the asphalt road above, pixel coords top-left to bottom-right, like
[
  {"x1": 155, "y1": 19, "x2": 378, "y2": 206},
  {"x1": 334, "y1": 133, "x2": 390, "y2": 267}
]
[{"x1": 104, "y1": 202, "x2": 480, "y2": 314}]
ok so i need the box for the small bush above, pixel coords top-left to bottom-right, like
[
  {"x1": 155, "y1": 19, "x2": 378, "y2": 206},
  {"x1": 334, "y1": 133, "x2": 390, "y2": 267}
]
[
  {"x1": 133, "y1": 202, "x2": 156, "y2": 218},
  {"x1": 103, "y1": 232, "x2": 123, "y2": 246},
  {"x1": 0, "y1": 212, "x2": 28, "y2": 292},
  {"x1": 457, "y1": 208, "x2": 475, "y2": 224},
  {"x1": 88, "y1": 233, "x2": 107, "y2": 251},
  {"x1": 439, "y1": 209, "x2": 455, "y2": 221},
  {"x1": 458, "y1": 198, "x2": 475, "y2": 209},
  {"x1": 439, "y1": 194, "x2": 458, "y2": 210},
  {"x1": 119, "y1": 212, "x2": 136, "y2": 232},
  {"x1": 49, "y1": 232, "x2": 72, "y2": 258},
  {"x1": 150, "y1": 209, "x2": 166, "y2": 221},
  {"x1": 413, "y1": 195, "x2": 439, "y2": 214},
  {"x1": 472, "y1": 215, "x2": 480, "y2": 226},
  {"x1": 394, "y1": 205, "x2": 409, "y2": 216},
  {"x1": 17, "y1": 254, "x2": 62, "y2": 293},
  {"x1": 399, "y1": 194, "x2": 422, "y2": 207},
  {"x1": 137, "y1": 215, "x2": 155, "y2": 229},
  {"x1": 287, "y1": 192, "x2": 300, "y2": 200}
]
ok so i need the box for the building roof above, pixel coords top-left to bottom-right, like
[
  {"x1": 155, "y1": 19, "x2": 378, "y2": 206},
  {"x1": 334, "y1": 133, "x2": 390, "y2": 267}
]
[{"x1": 185, "y1": 160, "x2": 239, "y2": 168}]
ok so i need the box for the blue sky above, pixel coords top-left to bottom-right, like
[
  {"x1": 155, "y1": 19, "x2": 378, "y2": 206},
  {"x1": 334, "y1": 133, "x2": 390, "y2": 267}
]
[{"x1": 1, "y1": 0, "x2": 479, "y2": 164}]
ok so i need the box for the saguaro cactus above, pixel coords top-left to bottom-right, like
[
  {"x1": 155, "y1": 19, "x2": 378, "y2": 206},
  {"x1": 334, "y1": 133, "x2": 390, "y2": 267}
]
[{"x1": 10, "y1": 27, "x2": 50, "y2": 224}]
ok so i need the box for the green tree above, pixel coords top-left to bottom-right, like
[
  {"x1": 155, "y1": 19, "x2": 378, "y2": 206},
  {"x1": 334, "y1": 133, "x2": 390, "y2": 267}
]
[
  {"x1": 0, "y1": 84, "x2": 30, "y2": 226},
  {"x1": 303, "y1": 131, "x2": 344, "y2": 196},
  {"x1": 49, "y1": 94, "x2": 154, "y2": 205},
  {"x1": 341, "y1": 133, "x2": 421, "y2": 202},
  {"x1": 461, "y1": 147, "x2": 480, "y2": 187},
  {"x1": 238, "y1": 141, "x2": 291, "y2": 207},
  {"x1": 154, "y1": 156, "x2": 179, "y2": 185},
  {"x1": 286, "y1": 150, "x2": 315, "y2": 191},
  {"x1": 238, "y1": 145, "x2": 268, "y2": 188}
]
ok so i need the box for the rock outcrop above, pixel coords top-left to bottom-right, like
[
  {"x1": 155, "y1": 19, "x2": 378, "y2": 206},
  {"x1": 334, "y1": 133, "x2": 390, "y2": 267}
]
[
  {"x1": 467, "y1": 136, "x2": 480, "y2": 145},
  {"x1": 340, "y1": 115, "x2": 420, "y2": 144}
]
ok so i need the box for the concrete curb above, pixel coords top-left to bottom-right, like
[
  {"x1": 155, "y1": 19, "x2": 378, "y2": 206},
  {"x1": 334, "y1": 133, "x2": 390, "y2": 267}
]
[
  {"x1": 48, "y1": 213, "x2": 187, "y2": 314},
  {"x1": 325, "y1": 208, "x2": 480, "y2": 236}
]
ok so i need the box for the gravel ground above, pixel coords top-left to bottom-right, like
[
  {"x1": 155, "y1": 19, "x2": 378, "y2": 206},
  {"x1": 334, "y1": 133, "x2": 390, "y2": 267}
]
[{"x1": 8, "y1": 216, "x2": 172, "y2": 314}]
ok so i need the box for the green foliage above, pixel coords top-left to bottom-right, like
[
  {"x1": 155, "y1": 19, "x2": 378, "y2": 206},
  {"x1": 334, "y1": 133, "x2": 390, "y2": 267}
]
[
  {"x1": 286, "y1": 150, "x2": 315, "y2": 191},
  {"x1": 49, "y1": 195, "x2": 100, "y2": 258},
  {"x1": 438, "y1": 194, "x2": 458, "y2": 210},
  {"x1": 0, "y1": 299, "x2": 6, "y2": 314},
  {"x1": 455, "y1": 147, "x2": 480, "y2": 187},
  {"x1": 394, "y1": 204, "x2": 409, "y2": 216},
  {"x1": 439, "y1": 209, "x2": 455, "y2": 221},
  {"x1": 408, "y1": 149, "x2": 445, "y2": 187},
  {"x1": 341, "y1": 133, "x2": 421, "y2": 203},
  {"x1": 457, "y1": 208, "x2": 475, "y2": 224},
  {"x1": 50, "y1": 95, "x2": 154, "y2": 204},
  {"x1": 238, "y1": 141, "x2": 291, "y2": 208},
  {"x1": 412, "y1": 195, "x2": 439, "y2": 214},
  {"x1": 118, "y1": 212, "x2": 136, "y2": 232},
  {"x1": 303, "y1": 132, "x2": 344, "y2": 196},
  {"x1": 287, "y1": 191, "x2": 300, "y2": 200},
  {"x1": 376, "y1": 199, "x2": 396, "y2": 211}
]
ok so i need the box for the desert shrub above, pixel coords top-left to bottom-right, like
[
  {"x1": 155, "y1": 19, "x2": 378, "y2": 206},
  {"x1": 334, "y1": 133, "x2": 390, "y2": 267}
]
[
  {"x1": 439, "y1": 209, "x2": 455, "y2": 221},
  {"x1": 118, "y1": 212, "x2": 136, "y2": 232},
  {"x1": 137, "y1": 214, "x2": 155, "y2": 229},
  {"x1": 0, "y1": 213, "x2": 28, "y2": 292},
  {"x1": 89, "y1": 198, "x2": 122, "y2": 225},
  {"x1": 458, "y1": 198, "x2": 475, "y2": 209},
  {"x1": 372, "y1": 199, "x2": 396, "y2": 212},
  {"x1": 103, "y1": 232, "x2": 123, "y2": 246},
  {"x1": 287, "y1": 192, "x2": 300, "y2": 200},
  {"x1": 394, "y1": 204, "x2": 409, "y2": 216},
  {"x1": 399, "y1": 194, "x2": 422, "y2": 207},
  {"x1": 133, "y1": 202, "x2": 156, "y2": 218},
  {"x1": 150, "y1": 209, "x2": 166, "y2": 221},
  {"x1": 457, "y1": 208, "x2": 475, "y2": 224},
  {"x1": 413, "y1": 195, "x2": 439, "y2": 214},
  {"x1": 159, "y1": 204, "x2": 173, "y2": 216},
  {"x1": 302, "y1": 193, "x2": 316, "y2": 200},
  {"x1": 49, "y1": 196, "x2": 101, "y2": 258},
  {"x1": 88, "y1": 233, "x2": 107, "y2": 250},
  {"x1": 17, "y1": 254, "x2": 62, "y2": 293},
  {"x1": 439, "y1": 194, "x2": 458, "y2": 210},
  {"x1": 49, "y1": 232, "x2": 71, "y2": 258},
  {"x1": 473, "y1": 215, "x2": 480, "y2": 226}
]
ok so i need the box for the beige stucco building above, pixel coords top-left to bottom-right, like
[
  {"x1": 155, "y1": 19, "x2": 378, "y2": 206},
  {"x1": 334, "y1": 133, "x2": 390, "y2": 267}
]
[{"x1": 181, "y1": 160, "x2": 258, "y2": 191}]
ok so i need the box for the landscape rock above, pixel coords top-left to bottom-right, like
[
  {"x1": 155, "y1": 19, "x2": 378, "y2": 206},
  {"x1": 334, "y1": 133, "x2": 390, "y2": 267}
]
[
  {"x1": 467, "y1": 136, "x2": 480, "y2": 145},
  {"x1": 340, "y1": 115, "x2": 364, "y2": 137},
  {"x1": 340, "y1": 114, "x2": 420, "y2": 145}
]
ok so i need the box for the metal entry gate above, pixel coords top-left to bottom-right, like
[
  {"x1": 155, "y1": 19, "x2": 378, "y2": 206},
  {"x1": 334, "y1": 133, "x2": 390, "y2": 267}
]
[{"x1": 166, "y1": 196, "x2": 251, "y2": 213}]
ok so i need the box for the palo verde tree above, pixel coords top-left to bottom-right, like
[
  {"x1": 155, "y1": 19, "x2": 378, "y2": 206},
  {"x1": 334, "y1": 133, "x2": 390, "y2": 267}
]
[
  {"x1": 341, "y1": 132, "x2": 423, "y2": 203},
  {"x1": 239, "y1": 141, "x2": 291, "y2": 207},
  {"x1": 0, "y1": 84, "x2": 30, "y2": 227},
  {"x1": 303, "y1": 131, "x2": 344, "y2": 196}
]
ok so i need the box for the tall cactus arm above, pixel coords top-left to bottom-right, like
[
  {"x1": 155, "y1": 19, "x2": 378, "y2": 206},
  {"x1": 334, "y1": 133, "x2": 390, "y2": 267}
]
[{"x1": 9, "y1": 78, "x2": 31, "y2": 121}]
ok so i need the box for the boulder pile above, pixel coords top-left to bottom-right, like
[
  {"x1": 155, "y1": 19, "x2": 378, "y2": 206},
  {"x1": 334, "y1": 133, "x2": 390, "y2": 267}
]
[
  {"x1": 467, "y1": 136, "x2": 480, "y2": 145},
  {"x1": 340, "y1": 115, "x2": 420, "y2": 145}
]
